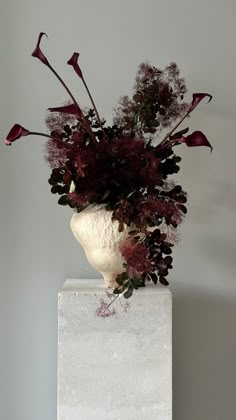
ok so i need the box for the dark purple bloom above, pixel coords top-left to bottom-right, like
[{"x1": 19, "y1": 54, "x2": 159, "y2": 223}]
[
  {"x1": 180, "y1": 130, "x2": 212, "y2": 151},
  {"x1": 5, "y1": 124, "x2": 30, "y2": 145},
  {"x1": 67, "y1": 52, "x2": 83, "y2": 79},
  {"x1": 188, "y1": 93, "x2": 212, "y2": 113},
  {"x1": 48, "y1": 103, "x2": 82, "y2": 117},
  {"x1": 31, "y1": 32, "x2": 49, "y2": 66}
]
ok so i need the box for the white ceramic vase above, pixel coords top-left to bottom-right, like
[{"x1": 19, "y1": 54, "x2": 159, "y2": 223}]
[{"x1": 70, "y1": 205, "x2": 130, "y2": 288}]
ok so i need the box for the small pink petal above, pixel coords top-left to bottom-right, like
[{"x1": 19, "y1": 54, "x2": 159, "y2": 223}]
[
  {"x1": 188, "y1": 93, "x2": 212, "y2": 113},
  {"x1": 5, "y1": 124, "x2": 30, "y2": 145},
  {"x1": 31, "y1": 32, "x2": 49, "y2": 66},
  {"x1": 67, "y1": 52, "x2": 83, "y2": 79},
  {"x1": 48, "y1": 103, "x2": 82, "y2": 117}
]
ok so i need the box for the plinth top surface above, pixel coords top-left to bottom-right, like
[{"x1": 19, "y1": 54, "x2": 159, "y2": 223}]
[{"x1": 61, "y1": 279, "x2": 171, "y2": 295}]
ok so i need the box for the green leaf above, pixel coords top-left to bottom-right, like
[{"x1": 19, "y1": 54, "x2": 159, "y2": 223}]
[
  {"x1": 48, "y1": 177, "x2": 57, "y2": 186},
  {"x1": 149, "y1": 119, "x2": 160, "y2": 127},
  {"x1": 148, "y1": 272, "x2": 158, "y2": 284},
  {"x1": 113, "y1": 287, "x2": 123, "y2": 295},
  {"x1": 131, "y1": 277, "x2": 145, "y2": 288},
  {"x1": 51, "y1": 185, "x2": 59, "y2": 194},
  {"x1": 159, "y1": 276, "x2": 169, "y2": 286},
  {"x1": 128, "y1": 230, "x2": 139, "y2": 236},
  {"x1": 124, "y1": 288, "x2": 133, "y2": 299},
  {"x1": 133, "y1": 93, "x2": 142, "y2": 102},
  {"x1": 62, "y1": 184, "x2": 70, "y2": 194},
  {"x1": 57, "y1": 185, "x2": 65, "y2": 195},
  {"x1": 116, "y1": 272, "x2": 128, "y2": 285},
  {"x1": 64, "y1": 124, "x2": 72, "y2": 135},
  {"x1": 58, "y1": 195, "x2": 68, "y2": 206}
]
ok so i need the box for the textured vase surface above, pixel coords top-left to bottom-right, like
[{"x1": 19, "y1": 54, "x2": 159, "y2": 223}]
[{"x1": 70, "y1": 205, "x2": 130, "y2": 288}]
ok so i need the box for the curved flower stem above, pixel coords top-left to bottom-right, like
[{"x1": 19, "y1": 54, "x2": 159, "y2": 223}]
[
  {"x1": 30, "y1": 131, "x2": 75, "y2": 149},
  {"x1": 48, "y1": 65, "x2": 78, "y2": 111},
  {"x1": 102, "y1": 294, "x2": 119, "y2": 314},
  {"x1": 157, "y1": 109, "x2": 190, "y2": 147},
  {"x1": 47, "y1": 64, "x2": 97, "y2": 144},
  {"x1": 158, "y1": 93, "x2": 212, "y2": 148},
  {"x1": 156, "y1": 138, "x2": 181, "y2": 153},
  {"x1": 81, "y1": 77, "x2": 106, "y2": 138}
]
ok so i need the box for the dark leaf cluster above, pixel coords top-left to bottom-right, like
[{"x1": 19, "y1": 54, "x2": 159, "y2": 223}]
[{"x1": 5, "y1": 33, "x2": 213, "y2": 301}]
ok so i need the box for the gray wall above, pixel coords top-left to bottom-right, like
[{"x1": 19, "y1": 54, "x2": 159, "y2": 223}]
[{"x1": 0, "y1": 1, "x2": 235, "y2": 419}]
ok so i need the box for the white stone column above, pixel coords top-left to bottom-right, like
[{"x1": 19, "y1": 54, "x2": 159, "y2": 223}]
[{"x1": 58, "y1": 279, "x2": 172, "y2": 420}]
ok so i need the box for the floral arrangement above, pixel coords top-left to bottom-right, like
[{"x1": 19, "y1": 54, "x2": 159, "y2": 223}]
[{"x1": 5, "y1": 33, "x2": 212, "y2": 300}]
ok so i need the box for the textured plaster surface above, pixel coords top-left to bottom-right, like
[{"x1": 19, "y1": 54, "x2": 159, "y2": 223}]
[
  {"x1": 58, "y1": 279, "x2": 172, "y2": 420},
  {"x1": 70, "y1": 206, "x2": 131, "y2": 287}
]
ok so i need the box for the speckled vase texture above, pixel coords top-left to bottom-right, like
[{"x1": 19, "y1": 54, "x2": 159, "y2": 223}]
[
  {"x1": 58, "y1": 279, "x2": 172, "y2": 420},
  {"x1": 70, "y1": 205, "x2": 130, "y2": 287}
]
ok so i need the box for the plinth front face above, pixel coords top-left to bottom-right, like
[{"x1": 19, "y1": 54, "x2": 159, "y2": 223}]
[{"x1": 58, "y1": 279, "x2": 172, "y2": 420}]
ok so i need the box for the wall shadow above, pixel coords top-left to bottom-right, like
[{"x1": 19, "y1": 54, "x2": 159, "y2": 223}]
[{"x1": 173, "y1": 291, "x2": 236, "y2": 420}]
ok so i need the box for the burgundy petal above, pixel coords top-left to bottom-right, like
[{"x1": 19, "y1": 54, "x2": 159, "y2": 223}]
[
  {"x1": 48, "y1": 103, "x2": 82, "y2": 117},
  {"x1": 31, "y1": 32, "x2": 49, "y2": 66},
  {"x1": 67, "y1": 52, "x2": 83, "y2": 79},
  {"x1": 180, "y1": 130, "x2": 212, "y2": 151},
  {"x1": 5, "y1": 124, "x2": 30, "y2": 145},
  {"x1": 188, "y1": 93, "x2": 212, "y2": 113}
]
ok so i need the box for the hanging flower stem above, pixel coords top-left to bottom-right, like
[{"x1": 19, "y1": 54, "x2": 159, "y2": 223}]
[
  {"x1": 81, "y1": 77, "x2": 106, "y2": 138},
  {"x1": 30, "y1": 131, "x2": 75, "y2": 149},
  {"x1": 157, "y1": 110, "x2": 190, "y2": 147},
  {"x1": 47, "y1": 64, "x2": 97, "y2": 143}
]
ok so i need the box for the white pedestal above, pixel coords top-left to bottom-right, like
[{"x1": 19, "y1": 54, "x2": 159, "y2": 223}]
[{"x1": 58, "y1": 279, "x2": 172, "y2": 420}]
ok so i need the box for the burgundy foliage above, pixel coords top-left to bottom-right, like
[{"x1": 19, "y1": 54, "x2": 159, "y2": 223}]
[
  {"x1": 120, "y1": 238, "x2": 151, "y2": 277},
  {"x1": 5, "y1": 33, "x2": 213, "y2": 298},
  {"x1": 114, "y1": 62, "x2": 188, "y2": 134}
]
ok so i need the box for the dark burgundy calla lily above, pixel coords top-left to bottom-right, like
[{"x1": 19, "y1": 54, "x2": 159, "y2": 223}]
[
  {"x1": 5, "y1": 124, "x2": 30, "y2": 145},
  {"x1": 180, "y1": 130, "x2": 212, "y2": 151},
  {"x1": 158, "y1": 92, "x2": 213, "y2": 146},
  {"x1": 67, "y1": 52, "x2": 83, "y2": 79},
  {"x1": 48, "y1": 104, "x2": 82, "y2": 117},
  {"x1": 31, "y1": 32, "x2": 49, "y2": 66},
  {"x1": 31, "y1": 33, "x2": 96, "y2": 141},
  {"x1": 67, "y1": 51, "x2": 106, "y2": 137},
  {"x1": 188, "y1": 93, "x2": 212, "y2": 113}
]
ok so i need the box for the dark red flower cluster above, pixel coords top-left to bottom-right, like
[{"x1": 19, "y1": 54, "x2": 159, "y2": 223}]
[
  {"x1": 120, "y1": 238, "x2": 151, "y2": 277},
  {"x1": 5, "y1": 33, "x2": 213, "y2": 298}
]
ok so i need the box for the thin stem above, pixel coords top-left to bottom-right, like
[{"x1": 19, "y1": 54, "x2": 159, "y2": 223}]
[
  {"x1": 156, "y1": 138, "x2": 181, "y2": 153},
  {"x1": 102, "y1": 294, "x2": 119, "y2": 314},
  {"x1": 30, "y1": 131, "x2": 74, "y2": 149},
  {"x1": 157, "y1": 108, "x2": 190, "y2": 147},
  {"x1": 48, "y1": 64, "x2": 78, "y2": 108},
  {"x1": 82, "y1": 77, "x2": 106, "y2": 138},
  {"x1": 48, "y1": 64, "x2": 97, "y2": 144},
  {"x1": 30, "y1": 131, "x2": 52, "y2": 139}
]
